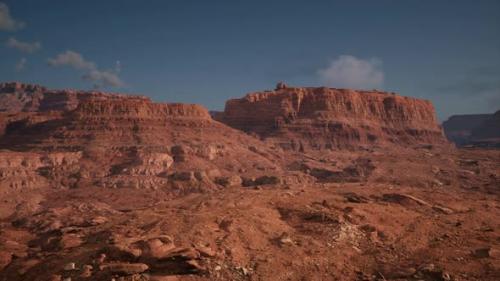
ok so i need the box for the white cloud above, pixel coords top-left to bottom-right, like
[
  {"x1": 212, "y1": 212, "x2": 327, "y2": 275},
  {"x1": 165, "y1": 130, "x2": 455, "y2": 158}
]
[
  {"x1": 0, "y1": 2, "x2": 25, "y2": 31},
  {"x1": 15, "y1": 57, "x2": 26, "y2": 72},
  {"x1": 6, "y1": 37, "x2": 41, "y2": 53},
  {"x1": 48, "y1": 50, "x2": 125, "y2": 88},
  {"x1": 48, "y1": 50, "x2": 96, "y2": 70},
  {"x1": 83, "y1": 69, "x2": 124, "y2": 88},
  {"x1": 318, "y1": 55, "x2": 384, "y2": 89}
]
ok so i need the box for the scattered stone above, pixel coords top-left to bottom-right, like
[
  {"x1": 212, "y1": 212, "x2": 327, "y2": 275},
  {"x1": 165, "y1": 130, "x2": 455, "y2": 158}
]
[
  {"x1": 195, "y1": 243, "x2": 216, "y2": 257},
  {"x1": 344, "y1": 192, "x2": 368, "y2": 203},
  {"x1": 108, "y1": 240, "x2": 142, "y2": 258},
  {"x1": 382, "y1": 193, "x2": 431, "y2": 206},
  {"x1": 170, "y1": 171, "x2": 196, "y2": 181},
  {"x1": 49, "y1": 275, "x2": 62, "y2": 281},
  {"x1": 138, "y1": 235, "x2": 176, "y2": 259},
  {"x1": 459, "y1": 159, "x2": 478, "y2": 166},
  {"x1": 63, "y1": 262, "x2": 76, "y2": 271},
  {"x1": 90, "y1": 216, "x2": 108, "y2": 225},
  {"x1": 167, "y1": 247, "x2": 200, "y2": 260},
  {"x1": 414, "y1": 264, "x2": 451, "y2": 281},
  {"x1": 194, "y1": 171, "x2": 209, "y2": 181},
  {"x1": 242, "y1": 175, "x2": 281, "y2": 187},
  {"x1": 58, "y1": 233, "x2": 83, "y2": 249},
  {"x1": 196, "y1": 144, "x2": 218, "y2": 160},
  {"x1": 149, "y1": 275, "x2": 180, "y2": 281},
  {"x1": 309, "y1": 158, "x2": 375, "y2": 183},
  {"x1": 241, "y1": 177, "x2": 256, "y2": 187},
  {"x1": 215, "y1": 175, "x2": 242, "y2": 187},
  {"x1": 206, "y1": 169, "x2": 221, "y2": 178},
  {"x1": 432, "y1": 205, "x2": 454, "y2": 214},
  {"x1": 278, "y1": 232, "x2": 294, "y2": 245},
  {"x1": 472, "y1": 247, "x2": 491, "y2": 258},
  {"x1": 45, "y1": 220, "x2": 64, "y2": 232},
  {"x1": 255, "y1": 175, "x2": 281, "y2": 185},
  {"x1": 80, "y1": 264, "x2": 93, "y2": 278},
  {"x1": 94, "y1": 253, "x2": 106, "y2": 264},
  {"x1": 185, "y1": 259, "x2": 205, "y2": 272},
  {"x1": 17, "y1": 259, "x2": 41, "y2": 275},
  {"x1": 100, "y1": 262, "x2": 149, "y2": 275},
  {"x1": 321, "y1": 200, "x2": 330, "y2": 208},
  {"x1": 218, "y1": 218, "x2": 233, "y2": 231},
  {"x1": 431, "y1": 166, "x2": 441, "y2": 174},
  {"x1": 390, "y1": 267, "x2": 417, "y2": 278},
  {"x1": 360, "y1": 224, "x2": 376, "y2": 233},
  {"x1": 432, "y1": 179, "x2": 444, "y2": 187}
]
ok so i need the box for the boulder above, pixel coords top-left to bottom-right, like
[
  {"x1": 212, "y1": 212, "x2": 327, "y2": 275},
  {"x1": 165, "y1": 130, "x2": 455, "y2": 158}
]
[
  {"x1": 133, "y1": 235, "x2": 176, "y2": 259},
  {"x1": 215, "y1": 175, "x2": 242, "y2": 187}
]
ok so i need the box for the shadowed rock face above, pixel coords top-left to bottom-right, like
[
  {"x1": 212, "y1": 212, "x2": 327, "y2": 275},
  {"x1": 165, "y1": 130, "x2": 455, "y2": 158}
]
[
  {"x1": 443, "y1": 111, "x2": 500, "y2": 147},
  {"x1": 442, "y1": 114, "x2": 492, "y2": 146},
  {"x1": 469, "y1": 110, "x2": 500, "y2": 146},
  {"x1": 215, "y1": 86, "x2": 448, "y2": 150}
]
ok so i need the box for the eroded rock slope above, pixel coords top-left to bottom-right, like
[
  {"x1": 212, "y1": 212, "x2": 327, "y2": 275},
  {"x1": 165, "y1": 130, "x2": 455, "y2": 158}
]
[{"x1": 215, "y1": 83, "x2": 448, "y2": 150}]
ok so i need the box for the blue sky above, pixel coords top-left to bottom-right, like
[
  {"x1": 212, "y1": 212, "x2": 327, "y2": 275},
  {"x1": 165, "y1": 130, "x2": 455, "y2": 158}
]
[{"x1": 1, "y1": 0, "x2": 499, "y2": 120}]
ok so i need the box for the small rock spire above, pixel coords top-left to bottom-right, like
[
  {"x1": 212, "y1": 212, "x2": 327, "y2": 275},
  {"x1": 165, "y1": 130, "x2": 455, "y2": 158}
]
[{"x1": 275, "y1": 81, "x2": 288, "y2": 90}]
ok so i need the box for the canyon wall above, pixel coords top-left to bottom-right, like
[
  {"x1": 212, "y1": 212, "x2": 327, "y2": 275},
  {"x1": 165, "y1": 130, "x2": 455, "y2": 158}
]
[
  {"x1": 216, "y1": 84, "x2": 448, "y2": 150},
  {"x1": 443, "y1": 111, "x2": 500, "y2": 147},
  {"x1": 0, "y1": 81, "x2": 457, "y2": 193},
  {"x1": 0, "y1": 82, "x2": 285, "y2": 192}
]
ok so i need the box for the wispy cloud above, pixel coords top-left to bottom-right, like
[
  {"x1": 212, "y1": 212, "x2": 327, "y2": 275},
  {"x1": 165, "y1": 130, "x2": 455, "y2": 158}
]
[
  {"x1": 48, "y1": 50, "x2": 96, "y2": 70},
  {"x1": 436, "y1": 65, "x2": 500, "y2": 112},
  {"x1": 318, "y1": 55, "x2": 384, "y2": 89},
  {"x1": 48, "y1": 50, "x2": 125, "y2": 88},
  {"x1": 83, "y1": 69, "x2": 124, "y2": 88},
  {"x1": 6, "y1": 37, "x2": 41, "y2": 53},
  {"x1": 0, "y1": 2, "x2": 25, "y2": 31},
  {"x1": 115, "y1": 60, "x2": 121, "y2": 73},
  {"x1": 15, "y1": 57, "x2": 26, "y2": 72}
]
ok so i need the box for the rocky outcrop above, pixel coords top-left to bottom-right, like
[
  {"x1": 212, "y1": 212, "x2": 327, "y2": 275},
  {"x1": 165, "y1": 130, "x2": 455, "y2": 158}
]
[
  {"x1": 469, "y1": 110, "x2": 500, "y2": 146},
  {"x1": 0, "y1": 81, "x2": 149, "y2": 113},
  {"x1": 0, "y1": 81, "x2": 458, "y2": 192},
  {"x1": 216, "y1": 84, "x2": 448, "y2": 150},
  {"x1": 443, "y1": 111, "x2": 500, "y2": 147},
  {"x1": 0, "y1": 83, "x2": 215, "y2": 151},
  {"x1": 442, "y1": 114, "x2": 492, "y2": 146},
  {"x1": 0, "y1": 82, "x2": 284, "y2": 191},
  {"x1": 0, "y1": 151, "x2": 82, "y2": 190}
]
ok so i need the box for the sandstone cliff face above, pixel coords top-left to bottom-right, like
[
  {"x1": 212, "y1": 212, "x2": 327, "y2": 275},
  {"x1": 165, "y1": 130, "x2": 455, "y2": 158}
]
[
  {"x1": 216, "y1": 86, "x2": 447, "y2": 149},
  {"x1": 0, "y1": 81, "x2": 155, "y2": 113},
  {"x1": 0, "y1": 83, "x2": 212, "y2": 149},
  {"x1": 0, "y1": 82, "x2": 451, "y2": 193},
  {"x1": 0, "y1": 82, "x2": 75, "y2": 112},
  {"x1": 0, "y1": 83, "x2": 284, "y2": 192}
]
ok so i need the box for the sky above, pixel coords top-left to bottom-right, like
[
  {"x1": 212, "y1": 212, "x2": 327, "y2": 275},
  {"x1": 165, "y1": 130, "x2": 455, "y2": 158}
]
[{"x1": 0, "y1": 0, "x2": 499, "y2": 121}]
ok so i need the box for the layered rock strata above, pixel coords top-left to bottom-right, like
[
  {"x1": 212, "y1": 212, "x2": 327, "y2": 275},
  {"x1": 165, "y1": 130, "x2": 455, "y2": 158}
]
[
  {"x1": 216, "y1": 84, "x2": 448, "y2": 149},
  {"x1": 0, "y1": 82, "x2": 284, "y2": 192}
]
